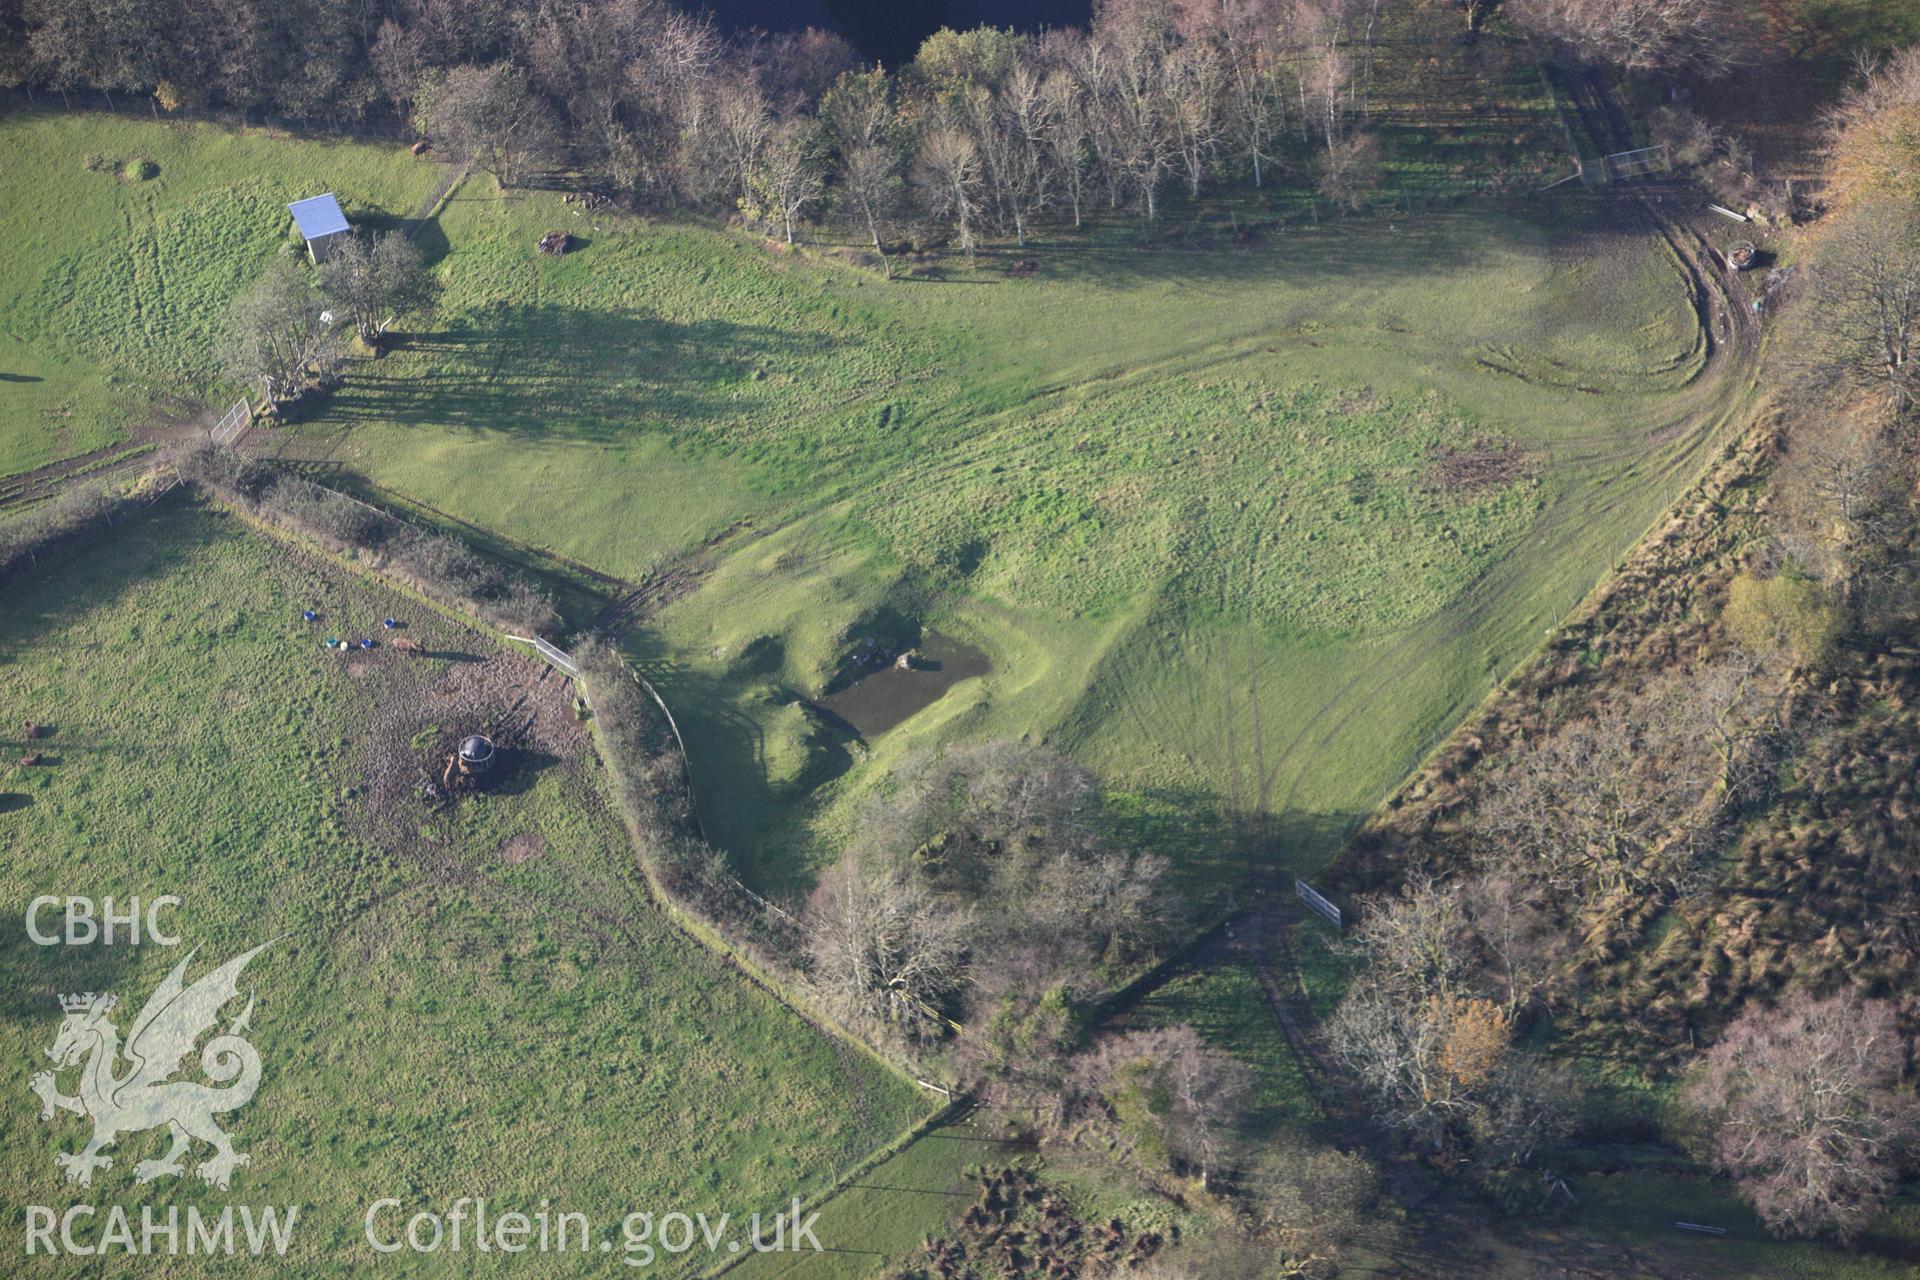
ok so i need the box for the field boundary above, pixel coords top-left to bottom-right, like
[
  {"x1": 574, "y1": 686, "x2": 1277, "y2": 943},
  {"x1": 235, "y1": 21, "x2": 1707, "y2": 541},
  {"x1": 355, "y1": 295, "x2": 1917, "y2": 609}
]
[
  {"x1": 199, "y1": 482, "x2": 955, "y2": 1266},
  {"x1": 577, "y1": 661, "x2": 934, "y2": 1085},
  {"x1": 1, "y1": 86, "x2": 418, "y2": 143},
  {"x1": 207, "y1": 477, "x2": 914, "y2": 1072},
  {"x1": 700, "y1": 1098, "x2": 973, "y2": 1279},
  {"x1": 186, "y1": 474, "x2": 955, "y2": 1255}
]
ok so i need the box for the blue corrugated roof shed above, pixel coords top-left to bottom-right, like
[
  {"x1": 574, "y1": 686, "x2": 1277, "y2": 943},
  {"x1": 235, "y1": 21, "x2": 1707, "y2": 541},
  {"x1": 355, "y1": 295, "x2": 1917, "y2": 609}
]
[{"x1": 288, "y1": 193, "x2": 349, "y2": 240}]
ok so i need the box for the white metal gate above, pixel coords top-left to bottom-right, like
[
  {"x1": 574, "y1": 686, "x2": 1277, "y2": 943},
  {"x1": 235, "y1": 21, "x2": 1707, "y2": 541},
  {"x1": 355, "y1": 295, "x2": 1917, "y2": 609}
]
[
  {"x1": 1604, "y1": 144, "x2": 1671, "y2": 181},
  {"x1": 1295, "y1": 878, "x2": 1342, "y2": 928},
  {"x1": 210, "y1": 398, "x2": 254, "y2": 446}
]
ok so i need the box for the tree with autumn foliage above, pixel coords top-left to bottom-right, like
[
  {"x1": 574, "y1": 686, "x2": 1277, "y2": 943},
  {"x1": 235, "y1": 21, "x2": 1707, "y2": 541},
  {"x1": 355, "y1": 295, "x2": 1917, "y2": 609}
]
[{"x1": 1327, "y1": 873, "x2": 1581, "y2": 1167}]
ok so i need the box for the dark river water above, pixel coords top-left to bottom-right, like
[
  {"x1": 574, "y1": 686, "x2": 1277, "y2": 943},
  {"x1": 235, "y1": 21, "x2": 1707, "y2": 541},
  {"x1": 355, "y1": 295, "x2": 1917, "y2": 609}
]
[{"x1": 708, "y1": 0, "x2": 1094, "y2": 65}]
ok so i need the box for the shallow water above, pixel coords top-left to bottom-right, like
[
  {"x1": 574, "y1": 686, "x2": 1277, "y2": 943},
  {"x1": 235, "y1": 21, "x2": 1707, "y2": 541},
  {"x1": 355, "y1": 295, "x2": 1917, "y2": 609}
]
[{"x1": 813, "y1": 630, "x2": 990, "y2": 738}]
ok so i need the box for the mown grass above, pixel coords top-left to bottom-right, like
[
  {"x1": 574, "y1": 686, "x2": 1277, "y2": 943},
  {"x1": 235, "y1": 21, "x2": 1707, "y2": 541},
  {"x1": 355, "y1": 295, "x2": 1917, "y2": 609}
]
[
  {"x1": 0, "y1": 110, "x2": 440, "y2": 478},
  {"x1": 0, "y1": 502, "x2": 923, "y2": 1276}
]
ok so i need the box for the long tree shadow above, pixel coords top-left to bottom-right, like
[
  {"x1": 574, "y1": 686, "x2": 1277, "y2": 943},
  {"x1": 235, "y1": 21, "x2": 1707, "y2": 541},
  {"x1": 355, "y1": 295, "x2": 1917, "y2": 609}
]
[
  {"x1": 939, "y1": 197, "x2": 1667, "y2": 296},
  {"x1": 0, "y1": 911, "x2": 142, "y2": 1026},
  {"x1": 0, "y1": 502, "x2": 216, "y2": 661},
  {"x1": 325, "y1": 305, "x2": 839, "y2": 442}
]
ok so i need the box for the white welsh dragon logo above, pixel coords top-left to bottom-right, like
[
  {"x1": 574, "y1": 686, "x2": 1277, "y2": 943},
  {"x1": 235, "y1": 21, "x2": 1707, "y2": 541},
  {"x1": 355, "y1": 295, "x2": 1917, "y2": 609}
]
[{"x1": 30, "y1": 944, "x2": 270, "y2": 1190}]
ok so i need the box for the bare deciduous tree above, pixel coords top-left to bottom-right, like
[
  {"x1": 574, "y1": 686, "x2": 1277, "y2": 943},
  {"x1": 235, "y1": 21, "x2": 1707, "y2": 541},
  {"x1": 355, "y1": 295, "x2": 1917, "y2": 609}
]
[
  {"x1": 1096, "y1": 0, "x2": 1180, "y2": 219},
  {"x1": 914, "y1": 125, "x2": 984, "y2": 261},
  {"x1": 1038, "y1": 65, "x2": 1093, "y2": 224},
  {"x1": 836, "y1": 142, "x2": 905, "y2": 272},
  {"x1": 525, "y1": 0, "x2": 658, "y2": 191},
  {"x1": 1165, "y1": 41, "x2": 1224, "y2": 197},
  {"x1": 1073, "y1": 1025, "x2": 1252, "y2": 1187},
  {"x1": 219, "y1": 259, "x2": 341, "y2": 408},
  {"x1": 1329, "y1": 872, "x2": 1582, "y2": 1163},
  {"x1": 804, "y1": 863, "x2": 971, "y2": 1037},
  {"x1": 706, "y1": 76, "x2": 772, "y2": 208},
  {"x1": 1458, "y1": 868, "x2": 1567, "y2": 1020},
  {"x1": 1686, "y1": 990, "x2": 1920, "y2": 1242},
  {"x1": 1795, "y1": 201, "x2": 1920, "y2": 412},
  {"x1": 1317, "y1": 130, "x2": 1382, "y2": 208},
  {"x1": 415, "y1": 62, "x2": 560, "y2": 186},
  {"x1": 1824, "y1": 46, "x2": 1920, "y2": 208},
  {"x1": 743, "y1": 118, "x2": 825, "y2": 245},
  {"x1": 320, "y1": 231, "x2": 439, "y2": 346},
  {"x1": 1246, "y1": 1135, "x2": 1377, "y2": 1278},
  {"x1": 1479, "y1": 661, "x2": 1781, "y2": 903},
  {"x1": 1509, "y1": 0, "x2": 1753, "y2": 76}
]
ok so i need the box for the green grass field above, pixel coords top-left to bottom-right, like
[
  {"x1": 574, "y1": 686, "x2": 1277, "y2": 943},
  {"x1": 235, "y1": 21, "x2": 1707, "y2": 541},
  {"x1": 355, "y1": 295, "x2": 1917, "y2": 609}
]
[
  {"x1": 0, "y1": 90, "x2": 1760, "y2": 1275},
  {"x1": 604, "y1": 202, "x2": 1736, "y2": 895},
  {"x1": 213, "y1": 155, "x2": 1744, "y2": 900},
  {"x1": 0, "y1": 105, "x2": 1746, "y2": 903},
  {"x1": 0, "y1": 503, "x2": 924, "y2": 1275},
  {"x1": 0, "y1": 111, "x2": 441, "y2": 478},
  {"x1": 1117, "y1": 959, "x2": 1321, "y2": 1136}
]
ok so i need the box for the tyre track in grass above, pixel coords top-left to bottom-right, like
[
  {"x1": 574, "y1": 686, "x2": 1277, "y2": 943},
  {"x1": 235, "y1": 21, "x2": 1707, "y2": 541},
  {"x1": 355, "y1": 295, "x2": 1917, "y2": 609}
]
[
  {"x1": 1252, "y1": 193, "x2": 1754, "y2": 832},
  {"x1": 1087, "y1": 174, "x2": 1760, "y2": 1131},
  {"x1": 1229, "y1": 71, "x2": 1765, "y2": 823},
  {"x1": 1071, "y1": 189, "x2": 1741, "y2": 818}
]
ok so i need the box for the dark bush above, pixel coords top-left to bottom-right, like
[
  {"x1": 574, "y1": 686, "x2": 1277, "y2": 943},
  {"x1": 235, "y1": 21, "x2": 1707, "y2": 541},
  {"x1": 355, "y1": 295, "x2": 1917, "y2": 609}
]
[
  {"x1": 266, "y1": 477, "x2": 392, "y2": 548},
  {"x1": 175, "y1": 443, "x2": 276, "y2": 503}
]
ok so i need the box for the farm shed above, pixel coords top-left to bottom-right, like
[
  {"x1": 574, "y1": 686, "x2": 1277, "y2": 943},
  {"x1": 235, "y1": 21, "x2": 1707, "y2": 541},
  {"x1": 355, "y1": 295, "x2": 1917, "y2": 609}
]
[{"x1": 288, "y1": 193, "x2": 350, "y2": 264}]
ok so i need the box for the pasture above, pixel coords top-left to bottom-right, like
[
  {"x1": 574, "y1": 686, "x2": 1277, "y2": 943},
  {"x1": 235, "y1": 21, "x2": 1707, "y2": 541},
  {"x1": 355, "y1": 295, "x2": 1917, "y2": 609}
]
[
  {"x1": 300, "y1": 181, "x2": 1733, "y2": 897},
  {"x1": 0, "y1": 97, "x2": 1755, "y2": 1274},
  {"x1": 0, "y1": 111, "x2": 439, "y2": 479},
  {"x1": 0, "y1": 503, "x2": 924, "y2": 1275},
  {"x1": 0, "y1": 99, "x2": 1747, "y2": 905}
]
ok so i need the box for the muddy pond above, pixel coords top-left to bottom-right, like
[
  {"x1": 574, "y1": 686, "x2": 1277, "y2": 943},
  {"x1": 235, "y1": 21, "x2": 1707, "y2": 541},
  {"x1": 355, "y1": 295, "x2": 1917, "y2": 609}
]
[{"x1": 812, "y1": 630, "x2": 991, "y2": 738}]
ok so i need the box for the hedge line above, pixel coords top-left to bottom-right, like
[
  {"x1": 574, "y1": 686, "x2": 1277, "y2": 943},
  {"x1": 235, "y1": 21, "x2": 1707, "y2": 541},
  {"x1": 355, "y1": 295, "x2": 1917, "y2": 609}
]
[
  {"x1": 177, "y1": 444, "x2": 558, "y2": 635},
  {"x1": 0, "y1": 483, "x2": 142, "y2": 580}
]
